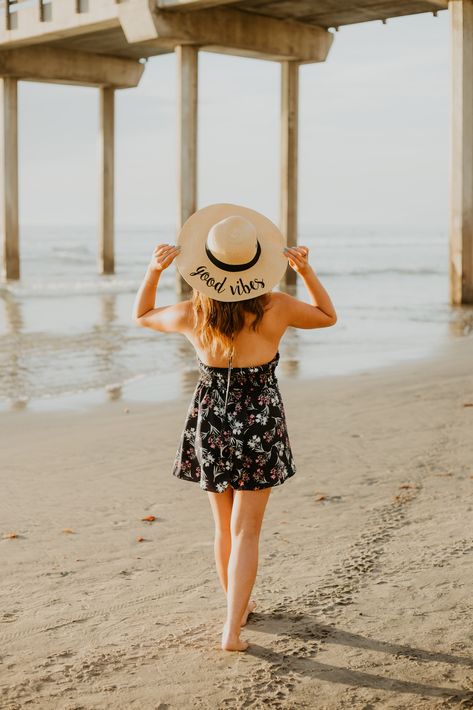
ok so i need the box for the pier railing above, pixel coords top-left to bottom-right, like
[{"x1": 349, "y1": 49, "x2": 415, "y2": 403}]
[
  {"x1": 0, "y1": 0, "x2": 123, "y2": 42},
  {"x1": 2, "y1": 1, "x2": 51, "y2": 31}
]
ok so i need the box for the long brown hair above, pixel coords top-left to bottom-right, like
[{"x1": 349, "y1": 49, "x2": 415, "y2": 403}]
[{"x1": 191, "y1": 290, "x2": 271, "y2": 359}]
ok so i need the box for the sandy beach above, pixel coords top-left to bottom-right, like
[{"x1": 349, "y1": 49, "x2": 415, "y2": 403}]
[{"x1": 1, "y1": 335, "x2": 473, "y2": 709}]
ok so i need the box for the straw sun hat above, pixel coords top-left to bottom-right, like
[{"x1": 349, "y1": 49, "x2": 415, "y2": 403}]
[{"x1": 174, "y1": 202, "x2": 288, "y2": 302}]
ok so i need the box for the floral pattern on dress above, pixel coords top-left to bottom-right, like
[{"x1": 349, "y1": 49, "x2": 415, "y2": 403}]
[{"x1": 171, "y1": 351, "x2": 297, "y2": 492}]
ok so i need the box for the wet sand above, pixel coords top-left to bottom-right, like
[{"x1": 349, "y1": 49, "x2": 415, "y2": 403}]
[{"x1": 1, "y1": 336, "x2": 473, "y2": 709}]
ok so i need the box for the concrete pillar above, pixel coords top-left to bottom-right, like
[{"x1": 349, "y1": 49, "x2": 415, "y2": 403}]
[
  {"x1": 0, "y1": 77, "x2": 19, "y2": 281},
  {"x1": 449, "y1": 0, "x2": 473, "y2": 304},
  {"x1": 176, "y1": 44, "x2": 198, "y2": 297},
  {"x1": 280, "y1": 60, "x2": 299, "y2": 288},
  {"x1": 98, "y1": 86, "x2": 115, "y2": 275}
]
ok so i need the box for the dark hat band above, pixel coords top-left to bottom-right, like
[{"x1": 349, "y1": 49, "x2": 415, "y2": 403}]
[{"x1": 204, "y1": 239, "x2": 261, "y2": 272}]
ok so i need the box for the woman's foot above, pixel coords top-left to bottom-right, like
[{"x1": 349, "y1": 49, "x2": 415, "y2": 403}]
[
  {"x1": 240, "y1": 598, "x2": 257, "y2": 626},
  {"x1": 221, "y1": 622, "x2": 249, "y2": 652}
]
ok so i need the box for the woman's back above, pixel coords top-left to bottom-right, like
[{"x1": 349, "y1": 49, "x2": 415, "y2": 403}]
[{"x1": 188, "y1": 292, "x2": 286, "y2": 368}]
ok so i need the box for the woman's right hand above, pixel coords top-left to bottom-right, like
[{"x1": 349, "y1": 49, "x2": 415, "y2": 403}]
[
  {"x1": 148, "y1": 243, "x2": 181, "y2": 273},
  {"x1": 283, "y1": 245, "x2": 310, "y2": 275}
]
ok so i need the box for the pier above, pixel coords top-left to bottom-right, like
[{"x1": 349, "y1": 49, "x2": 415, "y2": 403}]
[{"x1": 1, "y1": 0, "x2": 471, "y2": 304}]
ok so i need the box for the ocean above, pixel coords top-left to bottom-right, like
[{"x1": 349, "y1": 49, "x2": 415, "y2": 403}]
[{"x1": 0, "y1": 223, "x2": 471, "y2": 412}]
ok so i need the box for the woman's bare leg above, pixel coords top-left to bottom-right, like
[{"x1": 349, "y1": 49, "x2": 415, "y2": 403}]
[
  {"x1": 207, "y1": 486, "x2": 259, "y2": 629},
  {"x1": 207, "y1": 486, "x2": 234, "y2": 593},
  {"x1": 222, "y1": 487, "x2": 271, "y2": 651}
]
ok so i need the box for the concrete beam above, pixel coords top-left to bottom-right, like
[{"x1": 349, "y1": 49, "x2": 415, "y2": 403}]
[
  {"x1": 0, "y1": 77, "x2": 19, "y2": 281},
  {"x1": 119, "y1": 2, "x2": 334, "y2": 62},
  {"x1": 0, "y1": 46, "x2": 145, "y2": 88},
  {"x1": 176, "y1": 44, "x2": 198, "y2": 296},
  {"x1": 157, "y1": 0, "x2": 240, "y2": 9},
  {"x1": 280, "y1": 61, "x2": 299, "y2": 288},
  {"x1": 449, "y1": 0, "x2": 473, "y2": 304},
  {"x1": 98, "y1": 87, "x2": 115, "y2": 275}
]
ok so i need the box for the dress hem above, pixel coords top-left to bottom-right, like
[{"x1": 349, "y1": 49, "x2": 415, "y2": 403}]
[{"x1": 172, "y1": 468, "x2": 296, "y2": 493}]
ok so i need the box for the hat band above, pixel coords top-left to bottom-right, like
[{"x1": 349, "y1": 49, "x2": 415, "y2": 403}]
[{"x1": 205, "y1": 239, "x2": 261, "y2": 273}]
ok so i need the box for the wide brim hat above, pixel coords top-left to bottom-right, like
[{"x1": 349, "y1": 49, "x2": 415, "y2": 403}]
[{"x1": 174, "y1": 202, "x2": 288, "y2": 302}]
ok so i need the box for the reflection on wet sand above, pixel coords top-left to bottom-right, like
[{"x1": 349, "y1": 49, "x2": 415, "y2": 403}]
[
  {"x1": 449, "y1": 305, "x2": 473, "y2": 337},
  {"x1": 2, "y1": 290, "x2": 28, "y2": 412},
  {"x1": 176, "y1": 334, "x2": 200, "y2": 397},
  {"x1": 280, "y1": 330, "x2": 301, "y2": 379},
  {"x1": 105, "y1": 383, "x2": 122, "y2": 401},
  {"x1": 1, "y1": 281, "x2": 473, "y2": 414},
  {"x1": 88, "y1": 292, "x2": 127, "y2": 406},
  {"x1": 1, "y1": 289, "x2": 128, "y2": 412}
]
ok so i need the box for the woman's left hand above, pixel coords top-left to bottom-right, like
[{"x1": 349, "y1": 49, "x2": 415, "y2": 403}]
[
  {"x1": 148, "y1": 243, "x2": 181, "y2": 273},
  {"x1": 283, "y1": 245, "x2": 310, "y2": 275}
]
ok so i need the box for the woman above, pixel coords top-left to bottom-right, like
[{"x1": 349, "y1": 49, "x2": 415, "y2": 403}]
[{"x1": 133, "y1": 203, "x2": 337, "y2": 653}]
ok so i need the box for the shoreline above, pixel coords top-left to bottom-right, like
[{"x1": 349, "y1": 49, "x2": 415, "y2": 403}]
[{"x1": 0, "y1": 330, "x2": 469, "y2": 417}]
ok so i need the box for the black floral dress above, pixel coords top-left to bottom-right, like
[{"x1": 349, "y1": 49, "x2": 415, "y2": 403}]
[{"x1": 171, "y1": 347, "x2": 297, "y2": 493}]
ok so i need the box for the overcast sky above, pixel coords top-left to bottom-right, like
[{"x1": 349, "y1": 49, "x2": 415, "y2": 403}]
[{"x1": 18, "y1": 9, "x2": 449, "y2": 230}]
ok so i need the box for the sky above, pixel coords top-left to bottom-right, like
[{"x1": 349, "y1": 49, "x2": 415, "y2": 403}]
[{"x1": 18, "y1": 9, "x2": 450, "y2": 230}]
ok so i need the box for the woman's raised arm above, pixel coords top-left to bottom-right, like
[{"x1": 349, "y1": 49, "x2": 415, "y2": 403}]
[
  {"x1": 132, "y1": 243, "x2": 191, "y2": 333},
  {"x1": 277, "y1": 245, "x2": 337, "y2": 329}
]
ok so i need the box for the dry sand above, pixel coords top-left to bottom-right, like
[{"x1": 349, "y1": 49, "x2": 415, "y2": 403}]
[{"x1": 1, "y1": 337, "x2": 473, "y2": 709}]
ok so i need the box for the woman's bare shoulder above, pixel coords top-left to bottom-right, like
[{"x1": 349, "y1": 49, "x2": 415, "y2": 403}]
[
  {"x1": 268, "y1": 290, "x2": 293, "y2": 308},
  {"x1": 264, "y1": 291, "x2": 291, "y2": 330},
  {"x1": 269, "y1": 291, "x2": 285, "y2": 300}
]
